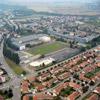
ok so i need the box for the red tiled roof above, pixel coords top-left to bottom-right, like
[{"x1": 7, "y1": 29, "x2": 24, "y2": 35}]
[
  {"x1": 80, "y1": 61, "x2": 89, "y2": 68},
  {"x1": 36, "y1": 84, "x2": 46, "y2": 91},
  {"x1": 23, "y1": 95, "x2": 29, "y2": 100},
  {"x1": 0, "y1": 95, "x2": 4, "y2": 100},
  {"x1": 43, "y1": 78, "x2": 58, "y2": 88},
  {"x1": 37, "y1": 72, "x2": 51, "y2": 81},
  {"x1": 83, "y1": 66, "x2": 94, "y2": 74},
  {"x1": 53, "y1": 82, "x2": 69, "y2": 95},
  {"x1": 21, "y1": 80, "x2": 29, "y2": 93},
  {"x1": 67, "y1": 91, "x2": 80, "y2": 100},
  {"x1": 33, "y1": 93, "x2": 53, "y2": 100},
  {"x1": 27, "y1": 76, "x2": 36, "y2": 83},
  {"x1": 87, "y1": 94, "x2": 99, "y2": 100},
  {"x1": 70, "y1": 66, "x2": 80, "y2": 72},
  {"x1": 97, "y1": 62, "x2": 100, "y2": 67},
  {"x1": 79, "y1": 73, "x2": 90, "y2": 82},
  {"x1": 58, "y1": 72, "x2": 70, "y2": 80},
  {"x1": 93, "y1": 87, "x2": 100, "y2": 94},
  {"x1": 91, "y1": 72, "x2": 100, "y2": 82},
  {"x1": 69, "y1": 82, "x2": 81, "y2": 90},
  {"x1": 50, "y1": 67, "x2": 64, "y2": 74}
]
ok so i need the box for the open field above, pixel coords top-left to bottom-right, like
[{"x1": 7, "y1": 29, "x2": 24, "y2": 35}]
[
  {"x1": 5, "y1": 58, "x2": 26, "y2": 75},
  {"x1": 27, "y1": 41, "x2": 68, "y2": 55}
]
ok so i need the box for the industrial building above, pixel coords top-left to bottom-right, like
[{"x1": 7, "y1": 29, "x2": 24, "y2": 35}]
[{"x1": 11, "y1": 34, "x2": 51, "y2": 50}]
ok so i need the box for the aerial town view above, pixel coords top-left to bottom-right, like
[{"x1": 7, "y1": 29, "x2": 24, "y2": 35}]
[{"x1": 0, "y1": 0, "x2": 100, "y2": 100}]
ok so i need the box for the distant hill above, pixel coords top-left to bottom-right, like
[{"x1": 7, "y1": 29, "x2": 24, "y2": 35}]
[
  {"x1": 28, "y1": 1, "x2": 100, "y2": 15},
  {"x1": 0, "y1": 1, "x2": 100, "y2": 16}
]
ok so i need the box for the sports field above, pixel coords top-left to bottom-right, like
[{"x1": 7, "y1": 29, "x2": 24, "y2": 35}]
[{"x1": 27, "y1": 41, "x2": 67, "y2": 55}]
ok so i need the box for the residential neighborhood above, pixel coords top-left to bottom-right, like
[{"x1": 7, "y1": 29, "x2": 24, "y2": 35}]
[{"x1": 21, "y1": 46, "x2": 100, "y2": 100}]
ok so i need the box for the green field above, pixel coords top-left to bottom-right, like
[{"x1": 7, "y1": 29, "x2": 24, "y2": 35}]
[
  {"x1": 60, "y1": 87, "x2": 74, "y2": 96},
  {"x1": 27, "y1": 41, "x2": 67, "y2": 55},
  {"x1": 5, "y1": 58, "x2": 26, "y2": 75}
]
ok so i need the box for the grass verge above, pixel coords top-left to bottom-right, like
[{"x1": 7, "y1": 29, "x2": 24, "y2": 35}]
[{"x1": 5, "y1": 58, "x2": 26, "y2": 75}]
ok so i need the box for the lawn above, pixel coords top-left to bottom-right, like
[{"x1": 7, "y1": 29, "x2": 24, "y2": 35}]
[
  {"x1": 85, "y1": 67, "x2": 100, "y2": 78},
  {"x1": 60, "y1": 87, "x2": 74, "y2": 96},
  {"x1": 27, "y1": 41, "x2": 67, "y2": 55},
  {"x1": 5, "y1": 58, "x2": 26, "y2": 75}
]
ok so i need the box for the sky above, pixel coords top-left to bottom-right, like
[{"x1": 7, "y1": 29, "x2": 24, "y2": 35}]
[
  {"x1": 0, "y1": 0, "x2": 97, "y2": 3},
  {"x1": 0, "y1": 0, "x2": 99, "y2": 6}
]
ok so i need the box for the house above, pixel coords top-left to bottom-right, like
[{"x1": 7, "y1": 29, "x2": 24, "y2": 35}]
[
  {"x1": 93, "y1": 87, "x2": 100, "y2": 94},
  {"x1": 43, "y1": 78, "x2": 58, "y2": 88},
  {"x1": 0, "y1": 95, "x2": 4, "y2": 100},
  {"x1": 83, "y1": 66, "x2": 94, "y2": 74},
  {"x1": 69, "y1": 82, "x2": 81, "y2": 90},
  {"x1": 27, "y1": 76, "x2": 36, "y2": 83},
  {"x1": 21, "y1": 80, "x2": 30, "y2": 93},
  {"x1": 70, "y1": 66, "x2": 80, "y2": 73},
  {"x1": 0, "y1": 69, "x2": 4, "y2": 75},
  {"x1": 57, "y1": 72, "x2": 70, "y2": 80},
  {"x1": 97, "y1": 62, "x2": 100, "y2": 67},
  {"x1": 0, "y1": 76, "x2": 6, "y2": 83},
  {"x1": 37, "y1": 72, "x2": 51, "y2": 82},
  {"x1": 53, "y1": 82, "x2": 68, "y2": 95},
  {"x1": 91, "y1": 72, "x2": 100, "y2": 82},
  {"x1": 95, "y1": 56, "x2": 100, "y2": 62},
  {"x1": 50, "y1": 67, "x2": 64, "y2": 75},
  {"x1": 36, "y1": 84, "x2": 46, "y2": 91},
  {"x1": 79, "y1": 73, "x2": 90, "y2": 82},
  {"x1": 33, "y1": 93, "x2": 53, "y2": 100},
  {"x1": 87, "y1": 94, "x2": 99, "y2": 100},
  {"x1": 23, "y1": 95, "x2": 29, "y2": 100},
  {"x1": 67, "y1": 91, "x2": 80, "y2": 100},
  {"x1": 80, "y1": 61, "x2": 89, "y2": 68}
]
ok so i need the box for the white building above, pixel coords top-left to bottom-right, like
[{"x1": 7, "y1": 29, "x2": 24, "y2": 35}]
[
  {"x1": 30, "y1": 57, "x2": 55, "y2": 67},
  {"x1": 39, "y1": 36, "x2": 51, "y2": 43}
]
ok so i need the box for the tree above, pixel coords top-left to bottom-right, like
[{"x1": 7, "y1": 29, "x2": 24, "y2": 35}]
[
  {"x1": 8, "y1": 88, "x2": 13, "y2": 98},
  {"x1": 3, "y1": 40, "x2": 20, "y2": 64},
  {"x1": 40, "y1": 54, "x2": 45, "y2": 58},
  {"x1": 52, "y1": 61, "x2": 57, "y2": 64},
  {"x1": 80, "y1": 47, "x2": 86, "y2": 52},
  {"x1": 13, "y1": 53, "x2": 20, "y2": 64},
  {"x1": 73, "y1": 74, "x2": 79, "y2": 79},
  {"x1": 89, "y1": 81, "x2": 95, "y2": 86},
  {"x1": 4, "y1": 90, "x2": 8, "y2": 95},
  {"x1": 53, "y1": 96, "x2": 61, "y2": 100},
  {"x1": 8, "y1": 92, "x2": 13, "y2": 98},
  {"x1": 82, "y1": 86, "x2": 89, "y2": 93},
  {"x1": 22, "y1": 71, "x2": 26, "y2": 75}
]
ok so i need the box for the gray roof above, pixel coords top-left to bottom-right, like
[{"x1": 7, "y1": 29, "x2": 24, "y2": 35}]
[{"x1": 11, "y1": 34, "x2": 48, "y2": 44}]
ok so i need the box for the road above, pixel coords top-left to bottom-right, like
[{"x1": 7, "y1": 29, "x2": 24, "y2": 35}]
[
  {"x1": 0, "y1": 41, "x2": 21, "y2": 100},
  {"x1": 78, "y1": 81, "x2": 100, "y2": 100}
]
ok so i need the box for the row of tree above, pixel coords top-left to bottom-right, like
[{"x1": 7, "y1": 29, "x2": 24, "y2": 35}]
[{"x1": 3, "y1": 40, "x2": 20, "y2": 64}]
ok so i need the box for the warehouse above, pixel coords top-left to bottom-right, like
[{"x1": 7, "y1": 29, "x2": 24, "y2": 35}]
[
  {"x1": 11, "y1": 34, "x2": 51, "y2": 51},
  {"x1": 11, "y1": 41, "x2": 26, "y2": 51}
]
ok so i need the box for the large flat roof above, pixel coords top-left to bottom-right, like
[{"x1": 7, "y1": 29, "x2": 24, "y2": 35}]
[
  {"x1": 30, "y1": 57, "x2": 55, "y2": 67},
  {"x1": 12, "y1": 34, "x2": 48, "y2": 43}
]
